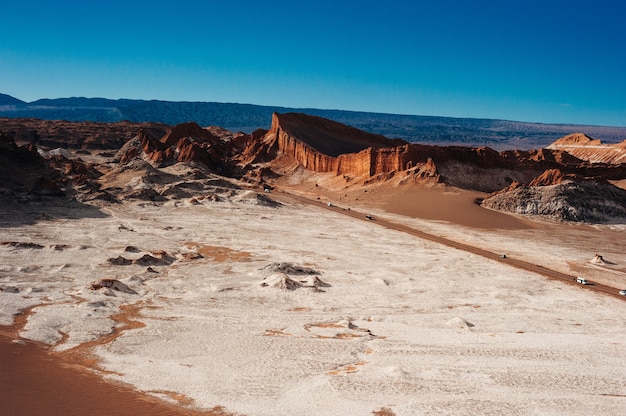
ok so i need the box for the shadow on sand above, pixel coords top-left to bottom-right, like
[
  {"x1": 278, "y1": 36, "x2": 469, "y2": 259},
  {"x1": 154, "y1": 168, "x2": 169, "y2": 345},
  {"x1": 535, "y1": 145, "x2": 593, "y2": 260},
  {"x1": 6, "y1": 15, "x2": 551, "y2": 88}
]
[{"x1": 0, "y1": 195, "x2": 109, "y2": 228}]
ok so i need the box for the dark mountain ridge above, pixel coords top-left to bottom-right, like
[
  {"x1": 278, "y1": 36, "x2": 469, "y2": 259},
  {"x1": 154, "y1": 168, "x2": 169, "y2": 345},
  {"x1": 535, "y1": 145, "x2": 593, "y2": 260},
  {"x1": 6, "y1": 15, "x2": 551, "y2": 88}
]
[
  {"x1": 2, "y1": 93, "x2": 626, "y2": 150},
  {"x1": 0, "y1": 93, "x2": 27, "y2": 106}
]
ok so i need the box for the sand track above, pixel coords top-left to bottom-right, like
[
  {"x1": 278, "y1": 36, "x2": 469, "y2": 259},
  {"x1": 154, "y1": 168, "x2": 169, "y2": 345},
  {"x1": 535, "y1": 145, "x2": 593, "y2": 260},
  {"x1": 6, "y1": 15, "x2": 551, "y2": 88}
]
[{"x1": 277, "y1": 190, "x2": 626, "y2": 299}]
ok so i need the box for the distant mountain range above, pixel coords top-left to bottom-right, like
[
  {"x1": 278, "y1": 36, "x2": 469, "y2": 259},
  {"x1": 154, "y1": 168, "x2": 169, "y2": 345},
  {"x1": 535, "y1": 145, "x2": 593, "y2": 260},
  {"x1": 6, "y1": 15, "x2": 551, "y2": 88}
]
[{"x1": 2, "y1": 93, "x2": 625, "y2": 150}]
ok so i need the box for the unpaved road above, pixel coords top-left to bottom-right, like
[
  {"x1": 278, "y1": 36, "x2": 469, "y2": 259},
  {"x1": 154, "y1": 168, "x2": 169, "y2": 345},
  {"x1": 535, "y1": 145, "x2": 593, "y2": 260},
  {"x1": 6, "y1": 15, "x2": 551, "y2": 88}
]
[{"x1": 277, "y1": 191, "x2": 626, "y2": 300}]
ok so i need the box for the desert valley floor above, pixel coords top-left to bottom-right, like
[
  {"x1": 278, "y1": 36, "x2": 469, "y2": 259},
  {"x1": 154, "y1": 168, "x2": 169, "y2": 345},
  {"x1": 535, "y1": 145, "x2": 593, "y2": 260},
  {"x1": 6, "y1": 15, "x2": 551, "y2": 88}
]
[{"x1": 1, "y1": 179, "x2": 625, "y2": 416}]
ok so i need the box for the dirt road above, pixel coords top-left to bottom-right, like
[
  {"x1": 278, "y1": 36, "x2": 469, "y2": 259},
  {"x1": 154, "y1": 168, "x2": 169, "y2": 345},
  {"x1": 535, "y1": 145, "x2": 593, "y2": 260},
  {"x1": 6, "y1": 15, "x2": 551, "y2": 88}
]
[{"x1": 277, "y1": 191, "x2": 625, "y2": 300}]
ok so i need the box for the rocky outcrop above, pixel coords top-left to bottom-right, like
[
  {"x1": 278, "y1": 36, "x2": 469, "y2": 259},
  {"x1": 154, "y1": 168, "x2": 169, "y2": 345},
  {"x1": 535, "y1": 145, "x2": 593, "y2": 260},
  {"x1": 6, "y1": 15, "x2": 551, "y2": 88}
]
[
  {"x1": 527, "y1": 169, "x2": 578, "y2": 186},
  {"x1": 261, "y1": 113, "x2": 405, "y2": 173},
  {"x1": 482, "y1": 180, "x2": 626, "y2": 222},
  {"x1": 160, "y1": 121, "x2": 221, "y2": 147},
  {"x1": 5, "y1": 113, "x2": 626, "y2": 223},
  {"x1": 0, "y1": 132, "x2": 65, "y2": 195},
  {"x1": 549, "y1": 133, "x2": 602, "y2": 146},
  {"x1": 270, "y1": 112, "x2": 404, "y2": 157},
  {"x1": 276, "y1": 127, "x2": 338, "y2": 172},
  {"x1": 547, "y1": 133, "x2": 626, "y2": 164},
  {"x1": 90, "y1": 278, "x2": 137, "y2": 294},
  {"x1": 480, "y1": 161, "x2": 626, "y2": 222},
  {"x1": 116, "y1": 122, "x2": 244, "y2": 175}
]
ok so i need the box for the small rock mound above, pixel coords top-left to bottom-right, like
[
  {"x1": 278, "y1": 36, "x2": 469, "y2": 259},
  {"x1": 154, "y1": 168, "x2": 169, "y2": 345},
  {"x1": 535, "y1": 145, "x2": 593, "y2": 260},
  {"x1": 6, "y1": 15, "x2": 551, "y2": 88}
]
[
  {"x1": 445, "y1": 317, "x2": 474, "y2": 328},
  {"x1": 260, "y1": 273, "x2": 303, "y2": 290},
  {"x1": 590, "y1": 253, "x2": 615, "y2": 265},
  {"x1": 1, "y1": 241, "x2": 45, "y2": 249},
  {"x1": 264, "y1": 262, "x2": 319, "y2": 275},
  {"x1": 299, "y1": 275, "x2": 331, "y2": 288},
  {"x1": 90, "y1": 279, "x2": 137, "y2": 294},
  {"x1": 107, "y1": 256, "x2": 132, "y2": 265},
  {"x1": 125, "y1": 188, "x2": 167, "y2": 201},
  {"x1": 0, "y1": 285, "x2": 20, "y2": 293},
  {"x1": 134, "y1": 251, "x2": 175, "y2": 266},
  {"x1": 230, "y1": 191, "x2": 282, "y2": 207},
  {"x1": 591, "y1": 254, "x2": 605, "y2": 265}
]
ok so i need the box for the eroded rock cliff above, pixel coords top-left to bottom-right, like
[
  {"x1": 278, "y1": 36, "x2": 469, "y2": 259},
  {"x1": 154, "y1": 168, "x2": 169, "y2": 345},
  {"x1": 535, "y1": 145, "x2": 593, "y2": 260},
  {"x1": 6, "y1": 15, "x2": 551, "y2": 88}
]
[
  {"x1": 263, "y1": 113, "x2": 626, "y2": 192},
  {"x1": 116, "y1": 122, "x2": 245, "y2": 175}
]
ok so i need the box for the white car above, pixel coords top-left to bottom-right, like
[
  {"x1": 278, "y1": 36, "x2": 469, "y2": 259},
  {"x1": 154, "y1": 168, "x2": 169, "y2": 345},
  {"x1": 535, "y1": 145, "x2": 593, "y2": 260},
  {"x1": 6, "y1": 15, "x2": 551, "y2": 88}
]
[
  {"x1": 619, "y1": 289, "x2": 626, "y2": 296},
  {"x1": 576, "y1": 277, "x2": 589, "y2": 285}
]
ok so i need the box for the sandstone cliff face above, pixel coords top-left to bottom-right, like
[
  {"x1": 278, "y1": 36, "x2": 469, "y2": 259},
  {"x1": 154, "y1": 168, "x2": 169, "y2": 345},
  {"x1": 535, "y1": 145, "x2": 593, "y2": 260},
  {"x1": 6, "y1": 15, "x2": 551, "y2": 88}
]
[
  {"x1": 267, "y1": 114, "x2": 436, "y2": 177},
  {"x1": 264, "y1": 113, "x2": 626, "y2": 193},
  {"x1": 270, "y1": 113, "x2": 403, "y2": 157},
  {"x1": 275, "y1": 124, "x2": 337, "y2": 172},
  {"x1": 263, "y1": 113, "x2": 406, "y2": 174}
]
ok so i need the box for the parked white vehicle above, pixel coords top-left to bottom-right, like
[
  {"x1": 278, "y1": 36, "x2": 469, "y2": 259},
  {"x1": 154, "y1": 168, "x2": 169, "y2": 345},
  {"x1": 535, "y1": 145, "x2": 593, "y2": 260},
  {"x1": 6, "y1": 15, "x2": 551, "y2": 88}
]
[{"x1": 576, "y1": 277, "x2": 589, "y2": 285}]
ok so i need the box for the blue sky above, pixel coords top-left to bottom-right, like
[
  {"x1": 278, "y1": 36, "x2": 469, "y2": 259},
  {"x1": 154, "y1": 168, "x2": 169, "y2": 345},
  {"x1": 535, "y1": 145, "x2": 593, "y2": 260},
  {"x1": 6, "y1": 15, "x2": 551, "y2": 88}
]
[{"x1": 1, "y1": 1, "x2": 625, "y2": 126}]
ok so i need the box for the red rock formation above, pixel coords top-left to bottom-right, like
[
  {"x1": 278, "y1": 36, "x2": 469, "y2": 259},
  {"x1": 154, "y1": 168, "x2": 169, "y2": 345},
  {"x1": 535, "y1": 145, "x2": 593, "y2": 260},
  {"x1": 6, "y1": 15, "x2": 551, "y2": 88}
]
[
  {"x1": 547, "y1": 133, "x2": 626, "y2": 164},
  {"x1": 175, "y1": 137, "x2": 219, "y2": 170},
  {"x1": 160, "y1": 122, "x2": 221, "y2": 147},
  {"x1": 550, "y1": 133, "x2": 603, "y2": 146},
  {"x1": 260, "y1": 113, "x2": 626, "y2": 192},
  {"x1": 270, "y1": 113, "x2": 403, "y2": 157},
  {"x1": 116, "y1": 122, "x2": 242, "y2": 176},
  {"x1": 260, "y1": 113, "x2": 405, "y2": 174},
  {"x1": 528, "y1": 169, "x2": 578, "y2": 186}
]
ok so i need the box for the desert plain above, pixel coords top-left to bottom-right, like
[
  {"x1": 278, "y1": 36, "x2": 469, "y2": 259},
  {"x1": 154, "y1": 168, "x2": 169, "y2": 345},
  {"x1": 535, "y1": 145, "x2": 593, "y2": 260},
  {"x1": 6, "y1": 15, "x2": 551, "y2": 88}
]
[{"x1": 1, "y1": 164, "x2": 625, "y2": 415}]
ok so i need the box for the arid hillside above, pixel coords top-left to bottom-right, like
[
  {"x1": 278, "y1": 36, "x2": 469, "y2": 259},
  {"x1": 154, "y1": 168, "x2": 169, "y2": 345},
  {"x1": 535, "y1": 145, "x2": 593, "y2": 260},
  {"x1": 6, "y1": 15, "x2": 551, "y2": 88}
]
[{"x1": 1, "y1": 113, "x2": 626, "y2": 223}]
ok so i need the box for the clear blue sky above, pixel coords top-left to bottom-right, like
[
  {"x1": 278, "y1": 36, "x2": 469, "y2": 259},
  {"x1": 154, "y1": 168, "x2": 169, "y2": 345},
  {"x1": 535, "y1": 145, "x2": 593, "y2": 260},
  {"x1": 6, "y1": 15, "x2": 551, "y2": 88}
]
[{"x1": 2, "y1": 1, "x2": 625, "y2": 126}]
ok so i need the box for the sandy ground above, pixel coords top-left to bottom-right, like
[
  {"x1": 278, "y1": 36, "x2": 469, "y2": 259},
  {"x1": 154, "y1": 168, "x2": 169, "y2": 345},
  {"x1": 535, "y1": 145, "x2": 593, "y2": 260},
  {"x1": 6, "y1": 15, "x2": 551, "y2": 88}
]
[
  {"x1": 0, "y1": 309, "x2": 227, "y2": 416},
  {"x1": 1, "y1": 187, "x2": 625, "y2": 415}
]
